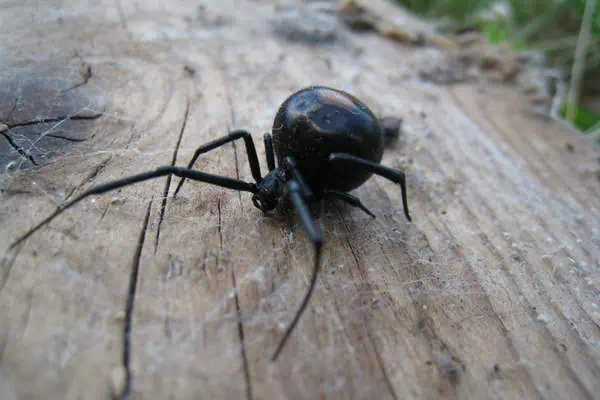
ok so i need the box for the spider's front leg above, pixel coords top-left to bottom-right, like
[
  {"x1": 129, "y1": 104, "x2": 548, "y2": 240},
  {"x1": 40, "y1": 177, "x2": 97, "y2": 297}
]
[
  {"x1": 263, "y1": 133, "x2": 276, "y2": 171},
  {"x1": 11, "y1": 166, "x2": 257, "y2": 248},
  {"x1": 174, "y1": 130, "x2": 262, "y2": 197},
  {"x1": 271, "y1": 177, "x2": 323, "y2": 361}
]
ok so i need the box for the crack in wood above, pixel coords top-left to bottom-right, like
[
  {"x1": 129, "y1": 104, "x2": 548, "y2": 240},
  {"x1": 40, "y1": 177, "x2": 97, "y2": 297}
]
[
  {"x1": 333, "y1": 184, "x2": 499, "y2": 396},
  {"x1": 60, "y1": 63, "x2": 92, "y2": 93},
  {"x1": 231, "y1": 140, "x2": 244, "y2": 208},
  {"x1": 121, "y1": 198, "x2": 153, "y2": 400},
  {"x1": 367, "y1": 331, "x2": 399, "y2": 400},
  {"x1": 211, "y1": 73, "x2": 254, "y2": 394},
  {"x1": 114, "y1": 0, "x2": 131, "y2": 38},
  {"x1": 1, "y1": 113, "x2": 103, "y2": 129},
  {"x1": 0, "y1": 244, "x2": 21, "y2": 291},
  {"x1": 334, "y1": 205, "x2": 367, "y2": 279},
  {"x1": 45, "y1": 133, "x2": 88, "y2": 142},
  {"x1": 1, "y1": 113, "x2": 102, "y2": 167},
  {"x1": 7, "y1": 97, "x2": 19, "y2": 122},
  {"x1": 325, "y1": 281, "x2": 378, "y2": 391},
  {"x1": 334, "y1": 207, "x2": 403, "y2": 399},
  {"x1": 1, "y1": 131, "x2": 38, "y2": 165},
  {"x1": 0, "y1": 189, "x2": 34, "y2": 196},
  {"x1": 100, "y1": 203, "x2": 112, "y2": 221},
  {"x1": 155, "y1": 97, "x2": 191, "y2": 251},
  {"x1": 217, "y1": 197, "x2": 223, "y2": 249},
  {"x1": 20, "y1": 291, "x2": 34, "y2": 338},
  {"x1": 214, "y1": 123, "x2": 253, "y2": 399},
  {"x1": 64, "y1": 156, "x2": 113, "y2": 202},
  {"x1": 0, "y1": 330, "x2": 7, "y2": 364},
  {"x1": 221, "y1": 60, "x2": 246, "y2": 209},
  {"x1": 231, "y1": 268, "x2": 254, "y2": 400},
  {"x1": 223, "y1": 87, "x2": 244, "y2": 208}
]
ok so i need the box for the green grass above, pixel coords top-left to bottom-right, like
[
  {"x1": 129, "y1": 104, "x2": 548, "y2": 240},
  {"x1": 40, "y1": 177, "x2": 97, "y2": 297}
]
[
  {"x1": 480, "y1": 20, "x2": 527, "y2": 49},
  {"x1": 396, "y1": 0, "x2": 600, "y2": 133},
  {"x1": 560, "y1": 103, "x2": 600, "y2": 131}
]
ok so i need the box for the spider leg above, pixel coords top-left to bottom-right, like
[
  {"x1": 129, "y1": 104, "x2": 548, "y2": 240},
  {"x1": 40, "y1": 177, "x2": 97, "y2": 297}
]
[
  {"x1": 11, "y1": 166, "x2": 257, "y2": 248},
  {"x1": 284, "y1": 156, "x2": 313, "y2": 200},
  {"x1": 323, "y1": 191, "x2": 376, "y2": 218},
  {"x1": 174, "y1": 130, "x2": 262, "y2": 197},
  {"x1": 263, "y1": 133, "x2": 276, "y2": 171},
  {"x1": 271, "y1": 179, "x2": 323, "y2": 361},
  {"x1": 328, "y1": 153, "x2": 411, "y2": 222}
]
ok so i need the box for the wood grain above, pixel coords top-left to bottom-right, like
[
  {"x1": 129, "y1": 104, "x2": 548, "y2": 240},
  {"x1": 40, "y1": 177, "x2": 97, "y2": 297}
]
[{"x1": 1, "y1": 1, "x2": 599, "y2": 399}]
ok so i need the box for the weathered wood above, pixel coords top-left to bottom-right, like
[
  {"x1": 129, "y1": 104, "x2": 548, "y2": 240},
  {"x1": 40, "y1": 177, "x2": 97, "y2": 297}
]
[{"x1": 1, "y1": 1, "x2": 599, "y2": 399}]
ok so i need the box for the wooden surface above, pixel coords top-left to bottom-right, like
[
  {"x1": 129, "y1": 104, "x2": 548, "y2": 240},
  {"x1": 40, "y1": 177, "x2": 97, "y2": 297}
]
[{"x1": 1, "y1": 1, "x2": 600, "y2": 399}]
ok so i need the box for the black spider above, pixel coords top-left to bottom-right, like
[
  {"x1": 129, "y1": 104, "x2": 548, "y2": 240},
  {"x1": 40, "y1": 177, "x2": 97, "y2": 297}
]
[{"x1": 11, "y1": 86, "x2": 411, "y2": 361}]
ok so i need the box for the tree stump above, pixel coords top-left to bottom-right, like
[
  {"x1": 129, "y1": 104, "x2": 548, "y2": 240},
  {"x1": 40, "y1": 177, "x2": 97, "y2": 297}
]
[{"x1": 1, "y1": 1, "x2": 599, "y2": 399}]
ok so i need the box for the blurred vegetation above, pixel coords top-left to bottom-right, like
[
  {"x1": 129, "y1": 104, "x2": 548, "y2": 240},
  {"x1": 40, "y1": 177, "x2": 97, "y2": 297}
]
[{"x1": 397, "y1": 0, "x2": 600, "y2": 136}]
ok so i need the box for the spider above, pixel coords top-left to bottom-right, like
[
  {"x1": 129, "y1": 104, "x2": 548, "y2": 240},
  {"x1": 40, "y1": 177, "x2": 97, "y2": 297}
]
[{"x1": 11, "y1": 86, "x2": 411, "y2": 361}]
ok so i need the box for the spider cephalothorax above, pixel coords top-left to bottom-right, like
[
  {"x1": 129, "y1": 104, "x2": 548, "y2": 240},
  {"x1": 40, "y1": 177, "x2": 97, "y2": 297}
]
[{"x1": 252, "y1": 168, "x2": 286, "y2": 212}]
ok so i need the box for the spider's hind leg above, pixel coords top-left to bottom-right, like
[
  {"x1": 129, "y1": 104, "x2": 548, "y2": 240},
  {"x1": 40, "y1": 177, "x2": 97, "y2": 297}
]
[
  {"x1": 328, "y1": 153, "x2": 411, "y2": 222},
  {"x1": 323, "y1": 191, "x2": 376, "y2": 218}
]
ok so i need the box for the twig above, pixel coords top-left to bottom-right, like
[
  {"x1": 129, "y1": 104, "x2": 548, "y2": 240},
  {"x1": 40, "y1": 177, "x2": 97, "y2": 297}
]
[{"x1": 566, "y1": 0, "x2": 596, "y2": 122}]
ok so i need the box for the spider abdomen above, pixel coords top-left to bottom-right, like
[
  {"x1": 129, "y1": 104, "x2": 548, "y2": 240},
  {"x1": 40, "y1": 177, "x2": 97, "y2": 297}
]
[{"x1": 272, "y1": 86, "x2": 384, "y2": 195}]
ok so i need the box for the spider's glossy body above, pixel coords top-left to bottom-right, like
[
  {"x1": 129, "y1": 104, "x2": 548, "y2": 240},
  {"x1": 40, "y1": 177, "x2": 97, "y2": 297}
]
[
  {"x1": 273, "y1": 86, "x2": 384, "y2": 195},
  {"x1": 12, "y1": 86, "x2": 411, "y2": 363}
]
